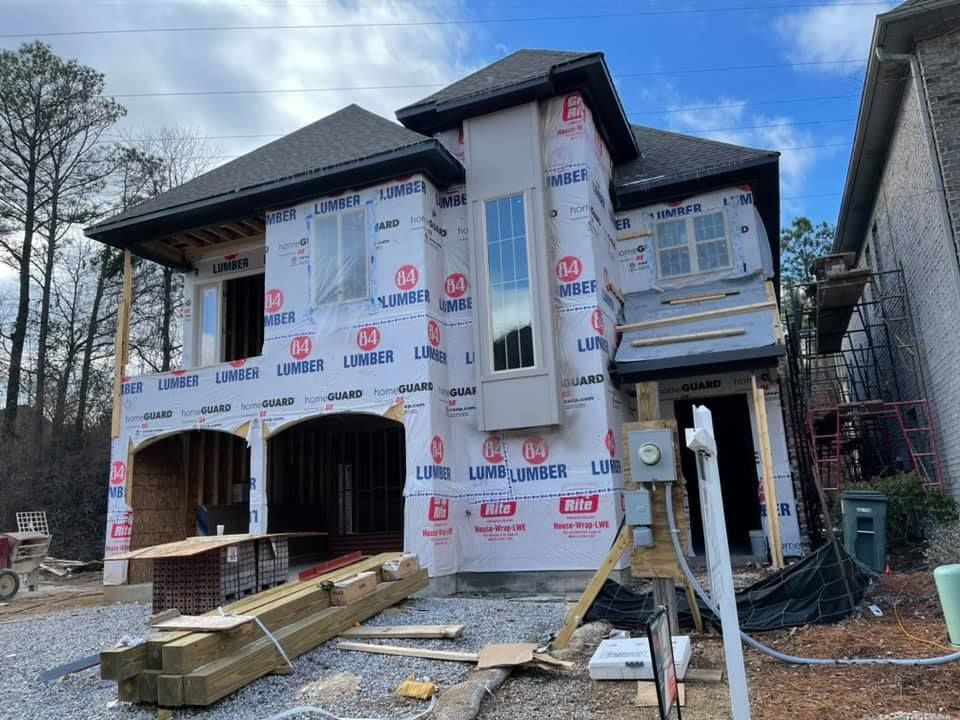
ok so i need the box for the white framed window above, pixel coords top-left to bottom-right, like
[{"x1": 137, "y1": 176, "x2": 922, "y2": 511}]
[
  {"x1": 483, "y1": 193, "x2": 535, "y2": 372},
  {"x1": 655, "y1": 210, "x2": 732, "y2": 279},
  {"x1": 311, "y1": 209, "x2": 368, "y2": 306}
]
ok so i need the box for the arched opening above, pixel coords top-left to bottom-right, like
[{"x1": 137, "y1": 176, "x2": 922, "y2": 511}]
[
  {"x1": 266, "y1": 413, "x2": 405, "y2": 559},
  {"x1": 128, "y1": 429, "x2": 250, "y2": 583}
]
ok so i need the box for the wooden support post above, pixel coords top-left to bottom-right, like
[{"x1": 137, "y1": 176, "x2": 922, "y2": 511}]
[
  {"x1": 635, "y1": 382, "x2": 682, "y2": 634},
  {"x1": 110, "y1": 249, "x2": 133, "y2": 439},
  {"x1": 752, "y1": 375, "x2": 784, "y2": 570}
]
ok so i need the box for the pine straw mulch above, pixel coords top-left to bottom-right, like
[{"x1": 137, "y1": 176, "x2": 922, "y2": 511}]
[{"x1": 748, "y1": 572, "x2": 960, "y2": 720}]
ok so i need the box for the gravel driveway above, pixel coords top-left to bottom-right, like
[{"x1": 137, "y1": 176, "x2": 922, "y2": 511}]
[{"x1": 0, "y1": 597, "x2": 565, "y2": 720}]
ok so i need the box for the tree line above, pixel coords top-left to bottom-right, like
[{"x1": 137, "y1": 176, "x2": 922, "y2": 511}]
[{"x1": 0, "y1": 42, "x2": 213, "y2": 558}]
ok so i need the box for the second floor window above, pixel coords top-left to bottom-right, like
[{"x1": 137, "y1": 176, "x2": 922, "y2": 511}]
[
  {"x1": 312, "y1": 209, "x2": 368, "y2": 306},
  {"x1": 656, "y1": 210, "x2": 731, "y2": 279},
  {"x1": 485, "y1": 193, "x2": 535, "y2": 371}
]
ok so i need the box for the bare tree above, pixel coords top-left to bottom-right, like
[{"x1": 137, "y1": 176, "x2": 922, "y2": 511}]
[{"x1": 0, "y1": 41, "x2": 124, "y2": 438}]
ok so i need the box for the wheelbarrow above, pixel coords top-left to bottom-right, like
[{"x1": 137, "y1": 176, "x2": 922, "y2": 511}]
[{"x1": 0, "y1": 531, "x2": 52, "y2": 601}]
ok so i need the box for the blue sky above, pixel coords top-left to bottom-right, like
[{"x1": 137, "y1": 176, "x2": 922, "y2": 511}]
[{"x1": 0, "y1": 0, "x2": 898, "y2": 229}]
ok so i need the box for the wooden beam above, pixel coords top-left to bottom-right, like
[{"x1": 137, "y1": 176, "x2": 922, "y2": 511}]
[
  {"x1": 752, "y1": 375, "x2": 783, "y2": 570},
  {"x1": 616, "y1": 300, "x2": 776, "y2": 333},
  {"x1": 179, "y1": 571, "x2": 429, "y2": 706},
  {"x1": 340, "y1": 624, "x2": 465, "y2": 640},
  {"x1": 110, "y1": 249, "x2": 133, "y2": 439},
  {"x1": 664, "y1": 290, "x2": 740, "y2": 305},
  {"x1": 630, "y1": 328, "x2": 746, "y2": 347},
  {"x1": 335, "y1": 641, "x2": 479, "y2": 663},
  {"x1": 100, "y1": 643, "x2": 145, "y2": 681},
  {"x1": 552, "y1": 524, "x2": 632, "y2": 650}
]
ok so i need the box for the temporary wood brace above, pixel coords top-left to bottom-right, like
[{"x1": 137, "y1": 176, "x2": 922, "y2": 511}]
[
  {"x1": 630, "y1": 328, "x2": 746, "y2": 347},
  {"x1": 664, "y1": 290, "x2": 741, "y2": 305},
  {"x1": 615, "y1": 300, "x2": 776, "y2": 333},
  {"x1": 752, "y1": 375, "x2": 784, "y2": 570},
  {"x1": 110, "y1": 249, "x2": 133, "y2": 439}
]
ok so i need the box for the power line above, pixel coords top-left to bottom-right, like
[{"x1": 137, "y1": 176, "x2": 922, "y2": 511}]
[
  {"x1": 4, "y1": 0, "x2": 896, "y2": 6},
  {"x1": 631, "y1": 93, "x2": 860, "y2": 115},
  {"x1": 682, "y1": 117, "x2": 855, "y2": 133},
  {"x1": 102, "y1": 61, "x2": 867, "y2": 100},
  {"x1": 0, "y1": 5, "x2": 892, "y2": 39}
]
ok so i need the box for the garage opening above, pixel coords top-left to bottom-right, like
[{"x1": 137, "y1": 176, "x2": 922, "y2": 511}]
[
  {"x1": 127, "y1": 430, "x2": 250, "y2": 583},
  {"x1": 675, "y1": 394, "x2": 761, "y2": 555},
  {"x1": 266, "y1": 413, "x2": 405, "y2": 560}
]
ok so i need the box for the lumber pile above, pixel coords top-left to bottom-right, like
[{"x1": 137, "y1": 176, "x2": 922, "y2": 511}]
[{"x1": 100, "y1": 552, "x2": 427, "y2": 707}]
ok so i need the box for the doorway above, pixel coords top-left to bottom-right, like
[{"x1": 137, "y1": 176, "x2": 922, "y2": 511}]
[
  {"x1": 674, "y1": 393, "x2": 761, "y2": 555},
  {"x1": 266, "y1": 413, "x2": 405, "y2": 560}
]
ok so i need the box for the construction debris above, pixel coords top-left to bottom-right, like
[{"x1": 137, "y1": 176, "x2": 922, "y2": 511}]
[
  {"x1": 341, "y1": 624, "x2": 466, "y2": 640},
  {"x1": 98, "y1": 552, "x2": 427, "y2": 707},
  {"x1": 396, "y1": 676, "x2": 439, "y2": 700}
]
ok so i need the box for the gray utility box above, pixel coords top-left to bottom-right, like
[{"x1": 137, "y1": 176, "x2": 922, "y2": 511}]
[
  {"x1": 627, "y1": 429, "x2": 677, "y2": 484},
  {"x1": 840, "y1": 490, "x2": 888, "y2": 572},
  {"x1": 624, "y1": 489, "x2": 653, "y2": 526}
]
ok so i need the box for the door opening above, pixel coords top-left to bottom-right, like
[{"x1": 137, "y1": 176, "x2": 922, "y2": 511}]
[{"x1": 674, "y1": 393, "x2": 761, "y2": 555}]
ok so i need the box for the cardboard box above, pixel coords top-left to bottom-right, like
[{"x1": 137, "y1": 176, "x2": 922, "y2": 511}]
[
  {"x1": 330, "y1": 571, "x2": 376, "y2": 606},
  {"x1": 382, "y1": 554, "x2": 419, "y2": 581}
]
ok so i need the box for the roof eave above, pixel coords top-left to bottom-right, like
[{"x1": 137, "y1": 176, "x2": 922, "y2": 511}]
[
  {"x1": 834, "y1": 0, "x2": 960, "y2": 254},
  {"x1": 85, "y1": 140, "x2": 464, "y2": 264},
  {"x1": 396, "y1": 54, "x2": 640, "y2": 164}
]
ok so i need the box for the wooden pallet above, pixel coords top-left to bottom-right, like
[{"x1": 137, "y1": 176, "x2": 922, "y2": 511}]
[{"x1": 101, "y1": 552, "x2": 427, "y2": 707}]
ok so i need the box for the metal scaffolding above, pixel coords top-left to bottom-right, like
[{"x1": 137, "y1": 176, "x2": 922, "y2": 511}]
[{"x1": 783, "y1": 256, "x2": 943, "y2": 529}]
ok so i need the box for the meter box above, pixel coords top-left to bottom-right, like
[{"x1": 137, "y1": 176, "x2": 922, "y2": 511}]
[
  {"x1": 632, "y1": 527, "x2": 653, "y2": 548},
  {"x1": 627, "y1": 429, "x2": 677, "y2": 483},
  {"x1": 624, "y1": 489, "x2": 652, "y2": 526}
]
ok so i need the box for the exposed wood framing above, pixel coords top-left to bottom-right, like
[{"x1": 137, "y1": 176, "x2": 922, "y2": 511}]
[
  {"x1": 110, "y1": 250, "x2": 133, "y2": 438},
  {"x1": 630, "y1": 328, "x2": 746, "y2": 348},
  {"x1": 752, "y1": 375, "x2": 783, "y2": 570},
  {"x1": 766, "y1": 280, "x2": 786, "y2": 345},
  {"x1": 615, "y1": 300, "x2": 776, "y2": 333},
  {"x1": 335, "y1": 642, "x2": 479, "y2": 663}
]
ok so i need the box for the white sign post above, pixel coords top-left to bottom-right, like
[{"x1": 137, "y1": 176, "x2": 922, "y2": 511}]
[{"x1": 685, "y1": 404, "x2": 751, "y2": 720}]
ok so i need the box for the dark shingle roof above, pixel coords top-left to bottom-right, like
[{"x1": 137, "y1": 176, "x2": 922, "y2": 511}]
[
  {"x1": 95, "y1": 104, "x2": 435, "y2": 226},
  {"x1": 398, "y1": 49, "x2": 596, "y2": 113},
  {"x1": 614, "y1": 125, "x2": 778, "y2": 192}
]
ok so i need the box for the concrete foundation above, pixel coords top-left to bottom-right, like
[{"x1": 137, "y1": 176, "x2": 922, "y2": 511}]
[
  {"x1": 103, "y1": 582, "x2": 152, "y2": 604},
  {"x1": 421, "y1": 568, "x2": 632, "y2": 597}
]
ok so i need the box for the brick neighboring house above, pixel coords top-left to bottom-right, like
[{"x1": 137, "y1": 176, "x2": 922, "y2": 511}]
[{"x1": 834, "y1": 0, "x2": 960, "y2": 497}]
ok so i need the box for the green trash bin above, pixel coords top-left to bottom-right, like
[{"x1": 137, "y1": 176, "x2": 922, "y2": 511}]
[{"x1": 840, "y1": 490, "x2": 888, "y2": 572}]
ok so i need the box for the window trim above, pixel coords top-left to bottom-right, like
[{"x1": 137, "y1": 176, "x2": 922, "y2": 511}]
[
  {"x1": 479, "y1": 190, "x2": 540, "y2": 376},
  {"x1": 654, "y1": 209, "x2": 733, "y2": 280},
  {"x1": 311, "y1": 207, "x2": 369, "y2": 308},
  {"x1": 193, "y1": 263, "x2": 267, "y2": 368}
]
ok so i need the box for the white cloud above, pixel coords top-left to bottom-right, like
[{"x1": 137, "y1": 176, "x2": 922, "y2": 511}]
[
  {"x1": 2, "y1": 0, "x2": 478, "y2": 160},
  {"x1": 774, "y1": 1, "x2": 896, "y2": 72},
  {"x1": 660, "y1": 90, "x2": 844, "y2": 213}
]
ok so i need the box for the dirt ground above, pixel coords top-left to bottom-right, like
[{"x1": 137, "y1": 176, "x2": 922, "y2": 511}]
[
  {"x1": 0, "y1": 570, "x2": 105, "y2": 622},
  {"x1": 4, "y1": 570, "x2": 959, "y2": 719},
  {"x1": 486, "y1": 572, "x2": 959, "y2": 720}
]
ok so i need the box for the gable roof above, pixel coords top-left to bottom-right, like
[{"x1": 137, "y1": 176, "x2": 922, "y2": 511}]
[
  {"x1": 86, "y1": 105, "x2": 463, "y2": 262},
  {"x1": 834, "y1": 0, "x2": 960, "y2": 253},
  {"x1": 614, "y1": 125, "x2": 777, "y2": 193},
  {"x1": 397, "y1": 49, "x2": 639, "y2": 163}
]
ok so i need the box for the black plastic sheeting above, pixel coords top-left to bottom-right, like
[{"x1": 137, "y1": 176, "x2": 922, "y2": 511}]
[{"x1": 584, "y1": 542, "x2": 874, "y2": 632}]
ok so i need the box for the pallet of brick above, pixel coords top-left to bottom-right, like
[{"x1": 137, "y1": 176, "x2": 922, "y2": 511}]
[
  {"x1": 100, "y1": 552, "x2": 423, "y2": 706},
  {"x1": 255, "y1": 536, "x2": 289, "y2": 589}
]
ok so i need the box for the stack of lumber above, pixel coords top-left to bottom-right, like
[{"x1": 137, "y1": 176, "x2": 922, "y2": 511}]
[{"x1": 100, "y1": 552, "x2": 427, "y2": 707}]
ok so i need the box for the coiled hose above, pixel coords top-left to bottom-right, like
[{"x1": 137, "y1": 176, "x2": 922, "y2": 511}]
[{"x1": 663, "y1": 480, "x2": 960, "y2": 666}]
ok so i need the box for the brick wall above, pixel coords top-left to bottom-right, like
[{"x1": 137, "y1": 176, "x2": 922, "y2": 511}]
[{"x1": 861, "y1": 66, "x2": 960, "y2": 497}]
